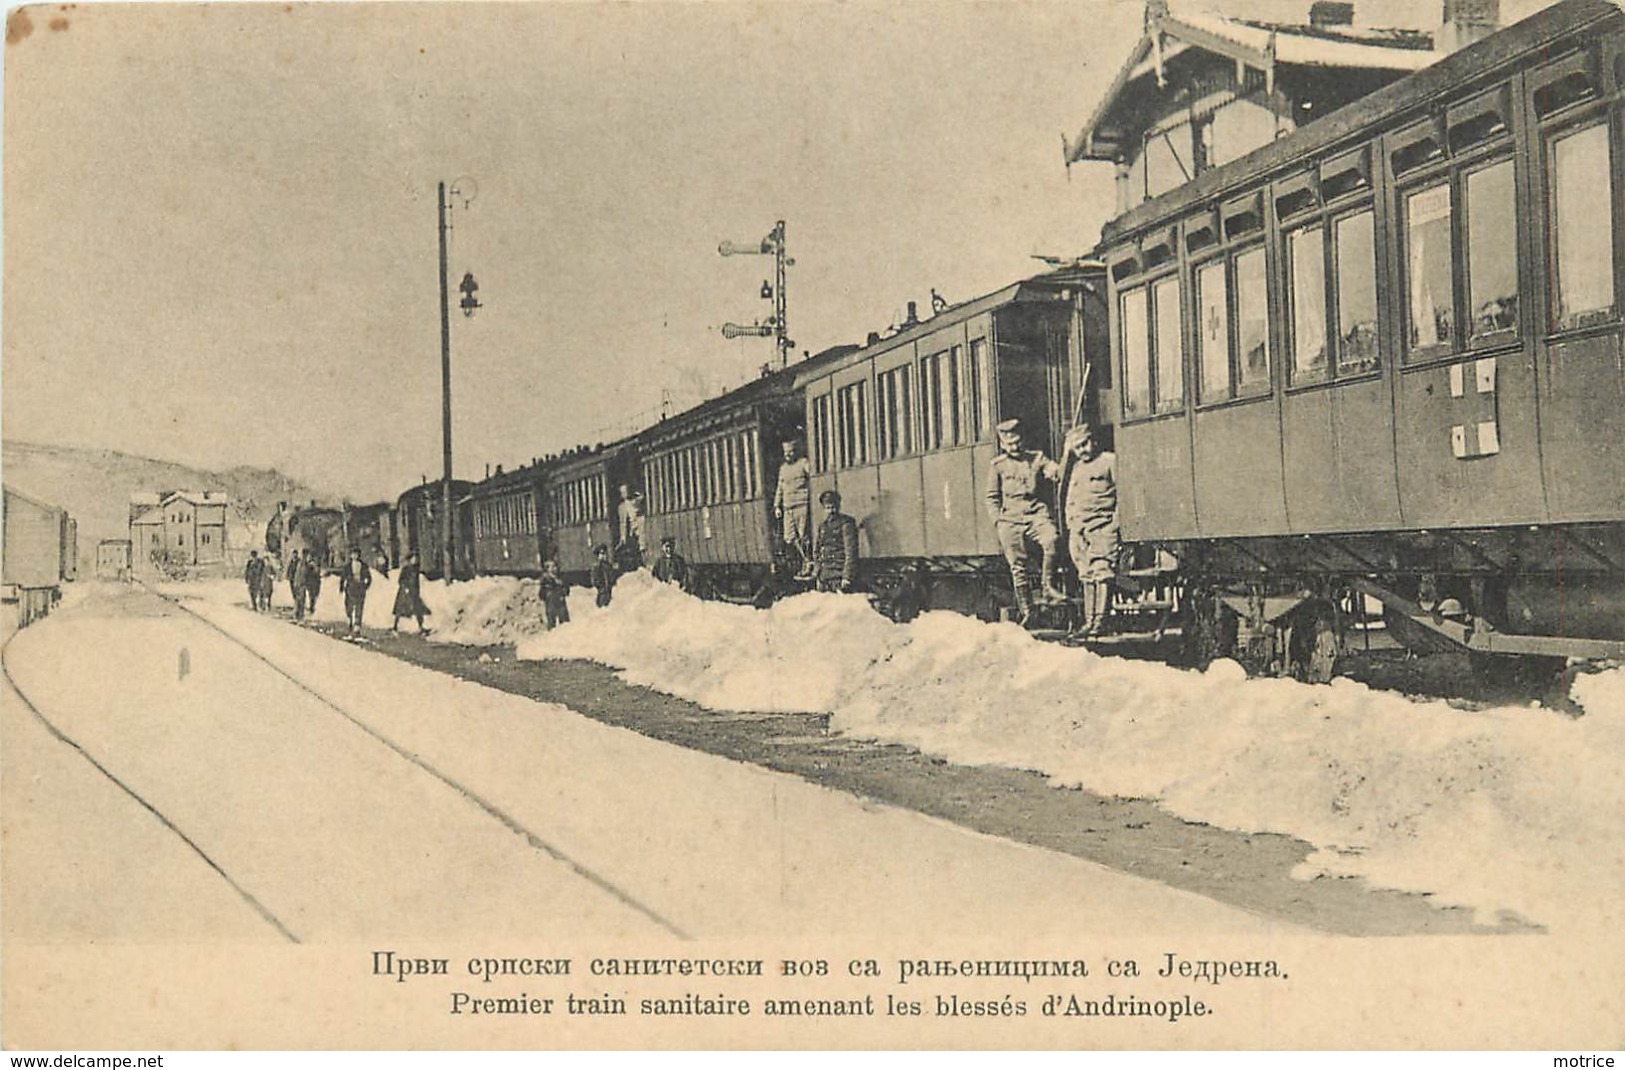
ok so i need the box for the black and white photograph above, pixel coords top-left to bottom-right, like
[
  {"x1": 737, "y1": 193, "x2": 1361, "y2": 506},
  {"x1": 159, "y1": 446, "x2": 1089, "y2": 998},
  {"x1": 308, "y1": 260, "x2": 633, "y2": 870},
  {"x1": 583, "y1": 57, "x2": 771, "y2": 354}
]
[{"x1": 2, "y1": 0, "x2": 1622, "y2": 1054}]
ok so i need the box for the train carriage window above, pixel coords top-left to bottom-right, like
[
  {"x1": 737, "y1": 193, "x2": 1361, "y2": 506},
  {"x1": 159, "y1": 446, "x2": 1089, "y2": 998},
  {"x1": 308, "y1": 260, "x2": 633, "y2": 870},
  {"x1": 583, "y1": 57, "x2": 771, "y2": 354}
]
[
  {"x1": 1404, "y1": 183, "x2": 1456, "y2": 356},
  {"x1": 1287, "y1": 226, "x2": 1328, "y2": 383},
  {"x1": 1334, "y1": 210, "x2": 1379, "y2": 373},
  {"x1": 1464, "y1": 160, "x2": 1519, "y2": 340},
  {"x1": 836, "y1": 380, "x2": 869, "y2": 468},
  {"x1": 810, "y1": 394, "x2": 832, "y2": 473},
  {"x1": 946, "y1": 346, "x2": 962, "y2": 445},
  {"x1": 1120, "y1": 287, "x2": 1152, "y2": 417},
  {"x1": 968, "y1": 339, "x2": 989, "y2": 440},
  {"x1": 746, "y1": 428, "x2": 760, "y2": 497},
  {"x1": 1152, "y1": 276, "x2": 1183, "y2": 411},
  {"x1": 920, "y1": 353, "x2": 940, "y2": 450},
  {"x1": 877, "y1": 365, "x2": 914, "y2": 459},
  {"x1": 1234, "y1": 247, "x2": 1271, "y2": 396},
  {"x1": 1549, "y1": 123, "x2": 1616, "y2": 330},
  {"x1": 1195, "y1": 261, "x2": 1230, "y2": 403}
]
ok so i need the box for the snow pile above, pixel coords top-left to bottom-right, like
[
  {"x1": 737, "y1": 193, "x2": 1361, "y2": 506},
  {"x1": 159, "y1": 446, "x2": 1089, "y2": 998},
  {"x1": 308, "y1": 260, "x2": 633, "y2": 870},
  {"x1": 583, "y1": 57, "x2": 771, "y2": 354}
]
[
  {"x1": 515, "y1": 577, "x2": 1625, "y2": 933},
  {"x1": 416, "y1": 576, "x2": 538, "y2": 645},
  {"x1": 516, "y1": 571, "x2": 898, "y2": 712}
]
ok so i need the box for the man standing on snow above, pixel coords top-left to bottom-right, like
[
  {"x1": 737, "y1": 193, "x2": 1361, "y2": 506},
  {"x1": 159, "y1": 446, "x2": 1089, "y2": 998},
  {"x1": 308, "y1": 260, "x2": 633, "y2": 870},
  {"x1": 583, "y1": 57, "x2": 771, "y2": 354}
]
[
  {"x1": 985, "y1": 417, "x2": 1064, "y2": 623},
  {"x1": 590, "y1": 544, "x2": 616, "y2": 607},
  {"x1": 392, "y1": 552, "x2": 430, "y2": 633},
  {"x1": 538, "y1": 559, "x2": 571, "y2": 629},
  {"x1": 811, "y1": 489, "x2": 859, "y2": 593},
  {"x1": 651, "y1": 535, "x2": 690, "y2": 591},
  {"x1": 339, "y1": 547, "x2": 371, "y2": 635}
]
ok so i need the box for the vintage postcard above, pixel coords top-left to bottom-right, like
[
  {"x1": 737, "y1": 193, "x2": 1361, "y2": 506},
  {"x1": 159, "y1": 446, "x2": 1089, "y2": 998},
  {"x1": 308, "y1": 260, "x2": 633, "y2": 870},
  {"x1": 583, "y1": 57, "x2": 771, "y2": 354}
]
[{"x1": 3, "y1": 0, "x2": 1622, "y2": 1053}]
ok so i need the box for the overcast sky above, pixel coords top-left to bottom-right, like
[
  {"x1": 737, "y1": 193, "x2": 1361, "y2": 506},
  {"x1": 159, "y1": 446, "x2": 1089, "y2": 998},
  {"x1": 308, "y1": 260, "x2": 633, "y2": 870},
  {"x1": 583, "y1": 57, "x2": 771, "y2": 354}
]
[{"x1": 3, "y1": 0, "x2": 1557, "y2": 500}]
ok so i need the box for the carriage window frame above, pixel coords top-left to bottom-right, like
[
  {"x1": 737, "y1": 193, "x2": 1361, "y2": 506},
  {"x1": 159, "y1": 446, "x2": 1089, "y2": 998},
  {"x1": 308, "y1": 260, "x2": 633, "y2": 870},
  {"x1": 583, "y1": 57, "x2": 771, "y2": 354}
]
[
  {"x1": 1461, "y1": 155, "x2": 1521, "y2": 344},
  {"x1": 1285, "y1": 222, "x2": 1330, "y2": 386},
  {"x1": 809, "y1": 392, "x2": 833, "y2": 474},
  {"x1": 1401, "y1": 179, "x2": 1457, "y2": 361},
  {"x1": 1194, "y1": 256, "x2": 1231, "y2": 405},
  {"x1": 834, "y1": 379, "x2": 870, "y2": 469},
  {"x1": 1545, "y1": 118, "x2": 1619, "y2": 334},
  {"x1": 1117, "y1": 271, "x2": 1184, "y2": 421},
  {"x1": 876, "y1": 362, "x2": 915, "y2": 461},
  {"x1": 1331, "y1": 207, "x2": 1380, "y2": 376},
  {"x1": 967, "y1": 338, "x2": 990, "y2": 441}
]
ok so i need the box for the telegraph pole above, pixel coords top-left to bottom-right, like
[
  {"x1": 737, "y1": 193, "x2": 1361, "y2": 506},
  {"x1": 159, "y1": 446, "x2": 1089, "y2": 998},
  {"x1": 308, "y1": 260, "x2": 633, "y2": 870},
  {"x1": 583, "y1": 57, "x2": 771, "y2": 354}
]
[
  {"x1": 719, "y1": 220, "x2": 794, "y2": 368},
  {"x1": 438, "y1": 181, "x2": 454, "y2": 584},
  {"x1": 436, "y1": 179, "x2": 480, "y2": 583}
]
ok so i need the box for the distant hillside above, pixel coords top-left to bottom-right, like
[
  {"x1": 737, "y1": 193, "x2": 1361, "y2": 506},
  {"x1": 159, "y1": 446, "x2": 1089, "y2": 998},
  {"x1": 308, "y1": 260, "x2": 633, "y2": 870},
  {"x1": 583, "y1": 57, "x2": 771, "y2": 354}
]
[{"x1": 2, "y1": 441, "x2": 341, "y2": 568}]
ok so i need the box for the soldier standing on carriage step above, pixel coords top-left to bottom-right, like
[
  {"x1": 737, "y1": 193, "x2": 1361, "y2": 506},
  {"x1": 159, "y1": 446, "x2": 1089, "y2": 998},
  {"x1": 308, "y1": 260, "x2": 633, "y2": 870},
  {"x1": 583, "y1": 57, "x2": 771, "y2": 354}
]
[
  {"x1": 984, "y1": 417, "x2": 1065, "y2": 623},
  {"x1": 339, "y1": 547, "x2": 371, "y2": 635},
  {"x1": 1063, "y1": 423, "x2": 1120, "y2": 638},
  {"x1": 773, "y1": 439, "x2": 814, "y2": 579}
]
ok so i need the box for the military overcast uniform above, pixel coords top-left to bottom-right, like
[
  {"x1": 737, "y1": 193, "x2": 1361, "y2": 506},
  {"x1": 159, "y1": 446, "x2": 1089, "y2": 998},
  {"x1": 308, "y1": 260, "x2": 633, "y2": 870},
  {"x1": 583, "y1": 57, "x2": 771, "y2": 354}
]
[{"x1": 984, "y1": 419, "x2": 1063, "y2": 620}]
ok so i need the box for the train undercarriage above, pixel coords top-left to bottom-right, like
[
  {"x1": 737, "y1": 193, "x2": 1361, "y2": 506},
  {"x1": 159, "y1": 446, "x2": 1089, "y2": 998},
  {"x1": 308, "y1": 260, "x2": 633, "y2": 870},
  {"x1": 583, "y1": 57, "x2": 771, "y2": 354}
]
[{"x1": 678, "y1": 521, "x2": 1625, "y2": 694}]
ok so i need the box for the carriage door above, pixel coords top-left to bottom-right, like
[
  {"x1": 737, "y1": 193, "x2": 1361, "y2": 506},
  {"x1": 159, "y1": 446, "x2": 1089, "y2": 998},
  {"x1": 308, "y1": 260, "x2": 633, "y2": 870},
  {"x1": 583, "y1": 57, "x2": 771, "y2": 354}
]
[{"x1": 1530, "y1": 48, "x2": 1625, "y2": 522}]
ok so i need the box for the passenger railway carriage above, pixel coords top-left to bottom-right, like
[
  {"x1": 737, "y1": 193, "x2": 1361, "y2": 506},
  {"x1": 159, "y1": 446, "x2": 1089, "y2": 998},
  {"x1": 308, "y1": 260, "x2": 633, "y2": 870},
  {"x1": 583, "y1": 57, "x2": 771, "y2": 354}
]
[
  {"x1": 396, "y1": 478, "x2": 475, "y2": 581},
  {"x1": 544, "y1": 442, "x2": 638, "y2": 583},
  {"x1": 470, "y1": 463, "x2": 546, "y2": 577},
  {"x1": 634, "y1": 369, "x2": 803, "y2": 597},
  {"x1": 1078, "y1": 0, "x2": 1625, "y2": 676},
  {"x1": 796, "y1": 278, "x2": 1107, "y2": 613},
  {"x1": 402, "y1": 0, "x2": 1620, "y2": 683}
]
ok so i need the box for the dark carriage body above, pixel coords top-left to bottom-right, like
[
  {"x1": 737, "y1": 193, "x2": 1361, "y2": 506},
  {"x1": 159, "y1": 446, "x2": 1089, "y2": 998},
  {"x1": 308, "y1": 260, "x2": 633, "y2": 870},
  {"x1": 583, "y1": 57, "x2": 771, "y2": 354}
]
[
  {"x1": 633, "y1": 369, "x2": 805, "y2": 596},
  {"x1": 1089, "y1": 0, "x2": 1625, "y2": 667}
]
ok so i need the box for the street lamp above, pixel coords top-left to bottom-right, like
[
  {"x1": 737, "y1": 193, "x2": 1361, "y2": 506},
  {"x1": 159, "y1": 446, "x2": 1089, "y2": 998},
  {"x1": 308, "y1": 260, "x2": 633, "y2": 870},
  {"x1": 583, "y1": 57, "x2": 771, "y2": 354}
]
[{"x1": 437, "y1": 178, "x2": 479, "y2": 582}]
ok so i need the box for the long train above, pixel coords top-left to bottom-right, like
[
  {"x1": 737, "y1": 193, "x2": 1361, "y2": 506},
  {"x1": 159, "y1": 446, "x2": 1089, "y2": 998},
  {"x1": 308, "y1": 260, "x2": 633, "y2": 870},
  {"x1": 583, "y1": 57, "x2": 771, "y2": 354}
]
[{"x1": 327, "y1": 0, "x2": 1623, "y2": 682}]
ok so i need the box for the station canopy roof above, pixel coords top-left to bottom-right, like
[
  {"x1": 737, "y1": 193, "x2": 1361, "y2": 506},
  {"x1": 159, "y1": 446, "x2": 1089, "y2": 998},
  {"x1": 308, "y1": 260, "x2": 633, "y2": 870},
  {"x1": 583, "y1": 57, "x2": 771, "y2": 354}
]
[{"x1": 1065, "y1": 0, "x2": 1440, "y2": 165}]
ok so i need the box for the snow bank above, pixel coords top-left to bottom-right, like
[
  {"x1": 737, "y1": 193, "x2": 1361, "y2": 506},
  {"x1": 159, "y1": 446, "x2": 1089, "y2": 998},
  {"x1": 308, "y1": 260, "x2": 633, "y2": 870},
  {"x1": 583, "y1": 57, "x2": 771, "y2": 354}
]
[
  {"x1": 512, "y1": 573, "x2": 1624, "y2": 933},
  {"x1": 166, "y1": 570, "x2": 1625, "y2": 933}
]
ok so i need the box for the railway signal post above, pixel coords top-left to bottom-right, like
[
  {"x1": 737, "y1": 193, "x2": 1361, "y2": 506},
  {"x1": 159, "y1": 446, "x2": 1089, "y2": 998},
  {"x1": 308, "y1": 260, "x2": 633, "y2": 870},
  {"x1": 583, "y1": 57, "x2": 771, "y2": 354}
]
[{"x1": 719, "y1": 220, "x2": 794, "y2": 368}]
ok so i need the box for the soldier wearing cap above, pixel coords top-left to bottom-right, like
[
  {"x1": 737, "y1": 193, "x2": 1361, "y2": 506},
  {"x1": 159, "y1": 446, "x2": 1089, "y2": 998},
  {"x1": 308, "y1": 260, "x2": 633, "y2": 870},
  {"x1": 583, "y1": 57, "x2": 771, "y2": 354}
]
[
  {"x1": 773, "y1": 439, "x2": 814, "y2": 579},
  {"x1": 591, "y1": 543, "x2": 616, "y2": 607},
  {"x1": 651, "y1": 535, "x2": 690, "y2": 591},
  {"x1": 811, "y1": 489, "x2": 859, "y2": 593},
  {"x1": 1062, "y1": 422, "x2": 1119, "y2": 637},
  {"x1": 985, "y1": 417, "x2": 1064, "y2": 622}
]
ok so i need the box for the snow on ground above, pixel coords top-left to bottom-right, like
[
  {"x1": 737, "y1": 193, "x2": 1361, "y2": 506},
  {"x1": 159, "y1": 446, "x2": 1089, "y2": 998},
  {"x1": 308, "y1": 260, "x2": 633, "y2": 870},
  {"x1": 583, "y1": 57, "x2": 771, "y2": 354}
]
[{"x1": 170, "y1": 571, "x2": 1625, "y2": 934}]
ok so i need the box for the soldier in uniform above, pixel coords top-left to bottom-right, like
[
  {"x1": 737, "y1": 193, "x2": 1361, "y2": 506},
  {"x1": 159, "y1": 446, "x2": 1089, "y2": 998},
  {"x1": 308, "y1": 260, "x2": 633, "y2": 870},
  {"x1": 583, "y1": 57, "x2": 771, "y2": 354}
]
[
  {"x1": 1062, "y1": 424, "x2": 1120, "y2": 638},
  {"x1": 651, "y1": 536, "x2": 690, "y2": 591},
  {"x1": 616, "y1": 484, "x2": 646, "y2": 571},
  {"x1": 773, "y1": 439, "x2": 814, "y2": 579},
  {"x1": 339, "y1": 547, "x2": 371, "y2": 635},
  {"x1": 244, "y1": 550, "x2": 265, "y2": 611},
  {"x1": 984, "y1": 417, "x2": 1065, "y2": 623},
  {"x1": 287, "y1": 549, "x2": 307, "y2": 620},
  {"x1": 538, "y1": 559, "x2": 571, "y2": 629},
  {"x1": 811, "y1": 489, "x2": 859, "y2": 593},
  {"x1": 304, "y1": 552, "x2": 324, "y2": 617},
  {"x1": 590, "y1": 544, "x2": 616, "y2": 607}
]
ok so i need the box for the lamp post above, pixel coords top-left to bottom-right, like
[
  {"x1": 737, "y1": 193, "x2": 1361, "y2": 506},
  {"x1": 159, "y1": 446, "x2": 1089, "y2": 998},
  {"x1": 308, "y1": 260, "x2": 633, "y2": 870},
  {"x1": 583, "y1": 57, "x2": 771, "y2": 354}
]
[{"x1": 437, "y1": 179, "x2": 479, "y2": 583}]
